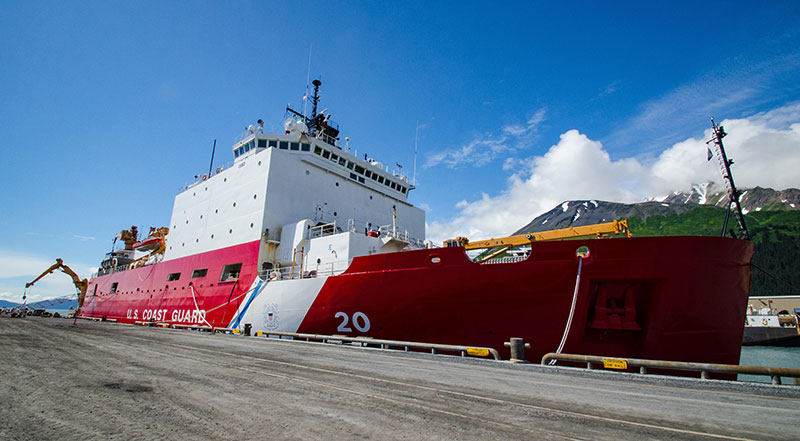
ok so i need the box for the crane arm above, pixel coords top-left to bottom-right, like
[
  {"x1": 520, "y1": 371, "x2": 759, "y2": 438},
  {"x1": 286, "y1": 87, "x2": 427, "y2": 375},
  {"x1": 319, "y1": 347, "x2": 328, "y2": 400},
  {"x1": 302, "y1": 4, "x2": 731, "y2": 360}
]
[
  {"x1": 445, "y1": 219, "x2": 632, "y2": 250},
  {"x1": 25, "y1": 258, "x2": 88, "y2": 307}
]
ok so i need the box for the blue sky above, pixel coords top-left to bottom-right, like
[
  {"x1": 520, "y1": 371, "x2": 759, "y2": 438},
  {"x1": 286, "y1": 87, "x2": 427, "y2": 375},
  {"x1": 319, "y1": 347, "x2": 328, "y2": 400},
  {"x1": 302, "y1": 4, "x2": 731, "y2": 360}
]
[{"x1": 2, "y1": 1, "x2": 800, "y2": 301}]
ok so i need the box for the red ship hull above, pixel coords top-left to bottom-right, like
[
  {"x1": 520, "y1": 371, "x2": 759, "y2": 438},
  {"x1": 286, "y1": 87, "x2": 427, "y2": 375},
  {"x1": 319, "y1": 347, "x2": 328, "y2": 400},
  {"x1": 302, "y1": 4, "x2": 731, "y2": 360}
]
[{"x1": 81, "y1": 236, "x2": 753, "y2": 365}]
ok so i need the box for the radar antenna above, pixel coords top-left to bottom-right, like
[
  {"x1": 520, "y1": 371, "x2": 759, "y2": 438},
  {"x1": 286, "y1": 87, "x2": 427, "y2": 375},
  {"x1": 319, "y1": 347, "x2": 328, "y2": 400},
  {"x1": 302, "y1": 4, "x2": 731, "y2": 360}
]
[{"x1": 707, "y1": 117, "x2": 749, "y2": 239}]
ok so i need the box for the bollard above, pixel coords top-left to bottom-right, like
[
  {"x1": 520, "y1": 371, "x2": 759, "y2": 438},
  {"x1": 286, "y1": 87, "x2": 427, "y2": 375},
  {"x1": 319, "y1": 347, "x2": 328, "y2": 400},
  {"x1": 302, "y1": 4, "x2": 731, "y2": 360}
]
[
  {"x1": 504, "y1": 338, "x2": 531, "y2": 363},
  {"x1": 244, "y1": 323, "x2": 252, "y2": 336}
]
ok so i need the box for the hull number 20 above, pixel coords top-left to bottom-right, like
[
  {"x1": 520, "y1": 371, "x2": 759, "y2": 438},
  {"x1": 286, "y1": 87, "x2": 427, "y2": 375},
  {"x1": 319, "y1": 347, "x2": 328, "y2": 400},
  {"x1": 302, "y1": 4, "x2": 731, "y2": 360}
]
[{"x1": 335, "y1": 311, "x2": 371, "y2": 333}]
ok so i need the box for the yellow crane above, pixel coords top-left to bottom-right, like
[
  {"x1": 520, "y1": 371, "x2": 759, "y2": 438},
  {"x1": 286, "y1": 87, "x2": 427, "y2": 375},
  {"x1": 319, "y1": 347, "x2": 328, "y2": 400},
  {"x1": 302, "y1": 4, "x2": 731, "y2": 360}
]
[
  {"x1": 444, "y1": 220, "x2": 632, "y2": 263},
  {"x1": 25, "y1": 258, "x2": 88, "y2": 308}
]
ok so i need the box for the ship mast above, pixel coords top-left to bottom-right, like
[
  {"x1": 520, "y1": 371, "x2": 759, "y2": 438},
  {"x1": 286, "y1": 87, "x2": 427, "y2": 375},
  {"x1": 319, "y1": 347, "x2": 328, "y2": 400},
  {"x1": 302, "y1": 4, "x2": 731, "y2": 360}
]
[{"x1": 707, "y1": 117, "x2": 749, "y2": 239}]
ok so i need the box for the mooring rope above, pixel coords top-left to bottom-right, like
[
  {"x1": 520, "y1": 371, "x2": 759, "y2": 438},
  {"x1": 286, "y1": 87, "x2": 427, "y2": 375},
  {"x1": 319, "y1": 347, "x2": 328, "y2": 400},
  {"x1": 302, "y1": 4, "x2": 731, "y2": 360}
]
[{"x1": 550, "y1": 258, "x2": 584, "y2": 365}]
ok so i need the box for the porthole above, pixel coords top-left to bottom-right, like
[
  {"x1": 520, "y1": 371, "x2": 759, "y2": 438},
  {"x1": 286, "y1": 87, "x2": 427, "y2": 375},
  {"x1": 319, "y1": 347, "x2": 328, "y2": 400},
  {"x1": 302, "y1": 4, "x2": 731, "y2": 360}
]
[
  {"x1": 182, "y1": 243, "x2": 185, "y2": 247},
  {"x1": 196, "y1": 239, "x2": 199, "y2": 243},
  {"x1": 305, "y1": 170, "x2": 310, "y2": 175},
  {"x1": 333, "y1": 211, "x2": 337, "y2": 216},
  {"x1": 335, "y1": 182, "x2": 339, "y2": 187},
  {"x1": 185, "y1": 220, "x2": 189, "y2": 224},
  {"x1": 258, "y1": 161, "x2": 262, "y2": 166},
  {"x1": 193, "y1": 192, "x2": 196, "y2": 196},
  {"x1": 253, "y1": 194, "x2": 257, "y2": 199},
  {"x1": 233, "y1": 202, "x2": 236, "y2": 207},
  {"x1": 250, "y1": 223, "x2": 254, "y2": 228},
  {"x1": 200, "y1": 215, "x2": 203, "y2": 219},
  {"x1": 205, "y1": 187, "x2": 208, "y2": 191},
  {"x1": 211, "y1": 234, "x2": 214, "y2": 239},
  {"x1": 229, "y1": 229, "x2": 233, "y2": 234},
  {"x1": 215, "y1": 209, "x2": 218, "y2": 214},
  {"x1": 369, "y1": 196, "x2": 373, "y2": 200},
  {"x1": 173, "y1": 225, "x2": 176, "y2": 229},
  {"x1": 224, "y1": 178, "x2": 227, "y2": 182}
]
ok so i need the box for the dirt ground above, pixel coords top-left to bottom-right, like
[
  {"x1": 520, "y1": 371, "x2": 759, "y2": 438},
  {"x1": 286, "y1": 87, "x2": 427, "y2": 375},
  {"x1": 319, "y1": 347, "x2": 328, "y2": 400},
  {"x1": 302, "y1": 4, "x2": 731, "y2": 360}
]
[{"x1": 1, "y1": 317, "x2": 798, "y2": 440}]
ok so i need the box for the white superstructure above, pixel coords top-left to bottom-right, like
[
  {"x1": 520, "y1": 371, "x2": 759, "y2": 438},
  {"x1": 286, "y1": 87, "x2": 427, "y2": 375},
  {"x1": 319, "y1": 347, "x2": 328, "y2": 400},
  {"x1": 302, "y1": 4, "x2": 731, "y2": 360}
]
[{"x1": 162, "y1": 96, "x2": 425, "y2": 278}]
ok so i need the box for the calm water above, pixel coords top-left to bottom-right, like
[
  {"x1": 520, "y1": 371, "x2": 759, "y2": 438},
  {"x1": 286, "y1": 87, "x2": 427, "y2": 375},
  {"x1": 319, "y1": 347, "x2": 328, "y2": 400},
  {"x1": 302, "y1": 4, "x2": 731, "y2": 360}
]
[{"x1": 738, "y1": 346, "x2": 800, "y2": 383}]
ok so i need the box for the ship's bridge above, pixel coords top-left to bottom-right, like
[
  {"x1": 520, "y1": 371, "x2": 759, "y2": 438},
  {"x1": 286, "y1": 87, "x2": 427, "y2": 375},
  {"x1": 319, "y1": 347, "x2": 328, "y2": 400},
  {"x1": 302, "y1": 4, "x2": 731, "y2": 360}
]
[{"x1": 230, "y1": 128, "x2": 413, "y2": 201}]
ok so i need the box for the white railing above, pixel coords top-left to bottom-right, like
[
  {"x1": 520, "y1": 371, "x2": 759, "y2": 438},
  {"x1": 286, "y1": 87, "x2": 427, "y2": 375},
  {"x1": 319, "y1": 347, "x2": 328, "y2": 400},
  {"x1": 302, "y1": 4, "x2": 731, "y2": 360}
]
[
  {"x1": 479, "y1": 255, "x2": 528, "y2": 265},
  {"x1": 259, "y1": 259, "x2": 352, "y2": 281}
]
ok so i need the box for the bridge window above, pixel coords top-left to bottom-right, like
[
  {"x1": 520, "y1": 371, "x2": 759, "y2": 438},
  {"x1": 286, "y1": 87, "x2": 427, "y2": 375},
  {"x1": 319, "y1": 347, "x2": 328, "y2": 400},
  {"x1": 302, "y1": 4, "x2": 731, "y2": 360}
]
[
  {"x1": 355, "y1": 165, "x2": 365, "y2": 175},
  {"x1": 191, "y1": 268, "x2": 208, "y2": 278},
  {"x1": 220, "y1": 263, "x2": 243, "y2": 282},
  {"x1": 268, "y1": 139, "x2": 278, "y2": 148},
  {"x1": 290, "y1": 142, "x2": 300, "y2": 151},
  {"x1": 110, "y1": 282, "x2": 118, "y2": 293},
  {"x1": 279, "y1": 141, "x2": 288, "y2": 150},
  {"x1": 391, "y1": 182, "x2": 397, "y2": 190},
  {"x1": 167, "y1": 272, "x2": 181, "y2": 281},
  {"x1": 301, "y1": 142, "x2": 310, "y2": 151},
  {"x1": 346, "y1": 161, "x2": 355, "y2": 170},
  {"x1": 331, "y1": 153, "x2": 339, "y2": 163},
  {"x1": 314, "y1": 146, "x2": 322, "y2": 155},
  {"x1": 258, "y1": 139, "x2": 266, "y2": 148},
  {"x1": 322, "y1": 150, "x2": 330, "y2": 159},
  {"x1": 338, "y1": 157, "x2": 346, "y2": 166},
  {"x1": 378, "y1": 176, "x2": 384, "y2": 184}
]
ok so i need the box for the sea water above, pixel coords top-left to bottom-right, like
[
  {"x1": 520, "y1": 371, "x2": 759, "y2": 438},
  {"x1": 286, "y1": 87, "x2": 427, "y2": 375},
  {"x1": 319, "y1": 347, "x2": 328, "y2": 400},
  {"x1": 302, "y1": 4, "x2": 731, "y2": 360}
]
[{"x1": 738, "y1": 346, "x2": 800, "y2": 383}]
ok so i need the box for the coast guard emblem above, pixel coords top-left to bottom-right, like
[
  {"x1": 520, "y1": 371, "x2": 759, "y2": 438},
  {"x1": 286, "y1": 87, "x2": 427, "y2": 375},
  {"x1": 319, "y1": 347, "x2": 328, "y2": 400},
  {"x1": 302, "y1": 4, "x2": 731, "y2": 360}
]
[{"x1": 263, "y1": 303, "x2": 279, "y2": 330}]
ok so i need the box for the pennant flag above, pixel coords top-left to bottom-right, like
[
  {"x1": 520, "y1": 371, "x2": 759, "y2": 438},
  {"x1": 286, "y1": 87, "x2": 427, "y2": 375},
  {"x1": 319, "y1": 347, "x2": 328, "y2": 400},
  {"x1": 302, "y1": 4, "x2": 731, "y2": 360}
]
[{"x1": 707, "y1": 147, "x2": 713, "y2": 161}]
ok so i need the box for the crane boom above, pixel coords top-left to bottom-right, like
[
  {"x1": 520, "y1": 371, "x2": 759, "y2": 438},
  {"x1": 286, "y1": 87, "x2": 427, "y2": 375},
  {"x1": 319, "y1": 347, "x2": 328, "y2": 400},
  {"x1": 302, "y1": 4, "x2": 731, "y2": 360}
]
[
  {"x1": 25, "y1": 258, "x2": 88, "y2": 307},
  {"x1": 444, "y1": 219, "x2": 632, "y2": 250}
]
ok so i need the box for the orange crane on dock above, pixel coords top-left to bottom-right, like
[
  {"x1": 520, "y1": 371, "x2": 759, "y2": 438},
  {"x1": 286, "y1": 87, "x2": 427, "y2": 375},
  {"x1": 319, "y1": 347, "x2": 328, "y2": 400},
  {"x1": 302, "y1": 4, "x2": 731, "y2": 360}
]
[{"x1": 25, "y1": 258, "x2": 88, "y2": 308}]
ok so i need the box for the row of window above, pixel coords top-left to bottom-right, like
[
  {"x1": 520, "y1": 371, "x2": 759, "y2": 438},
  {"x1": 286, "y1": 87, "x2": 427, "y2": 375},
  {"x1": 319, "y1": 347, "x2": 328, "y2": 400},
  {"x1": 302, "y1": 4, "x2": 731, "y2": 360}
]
[
  {"x1": 108, "y1": 264, "x2": 242, "y2": 294},
  {"x1": 234, "y1": 138, "x2": 314, "y2": 158},
  {"x1": 312, "y1": 145, "x2": 408, "y2": 194},
  {"x1": 232, "y1": 136, "x2": 408, "y2": 194}
]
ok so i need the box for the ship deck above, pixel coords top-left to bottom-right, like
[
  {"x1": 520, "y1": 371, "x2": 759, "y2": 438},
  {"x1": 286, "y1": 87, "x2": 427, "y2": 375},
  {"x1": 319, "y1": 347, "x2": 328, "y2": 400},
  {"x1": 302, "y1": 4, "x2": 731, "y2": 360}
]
[{"x1": 2, "y1": 317, "x2": 799, "y2": 440}]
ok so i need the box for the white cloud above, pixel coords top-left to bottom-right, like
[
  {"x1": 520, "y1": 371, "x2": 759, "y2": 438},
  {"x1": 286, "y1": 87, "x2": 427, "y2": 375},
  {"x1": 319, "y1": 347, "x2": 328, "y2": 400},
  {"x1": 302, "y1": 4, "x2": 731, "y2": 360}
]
[
  {"x1": 425, "y1": 109, "x2": 546, "y2": 169},
  {"x1": 427, "y1": 103, "x2": 800, "y2": 244}
]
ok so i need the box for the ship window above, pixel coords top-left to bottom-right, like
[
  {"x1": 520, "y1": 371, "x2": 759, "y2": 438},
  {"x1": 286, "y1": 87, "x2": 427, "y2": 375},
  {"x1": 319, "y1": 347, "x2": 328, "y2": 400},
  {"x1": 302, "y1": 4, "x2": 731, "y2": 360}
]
[
  {"x1": 290, "y1": 142, "x2": 300, "y2": 151},
  {"x1": 358, "y1": 176, "x2": 365, "y2": 184},
  {"x1": 301, "y1": 143, "x2": 310, "y2": 151},
  {"x1": 346, "y1": 161, "x2": 355, "y2": 170},
  {"x1": 268, "y1": 139, "x2": 278, "y2": 148},
  {"x1": 401, "y1": 187, "x2": 407, "y2": 194},
  {"x1": 244, "y1": 144, "x2": 250, "y2": 152},
  {"x1": 314, "y1": 146, "x2": 323, "y2": 155},
  {"x1": 365, "y1": 171, "x2": 372, "y2": 179},
  {"x1": 110, "y1": 282, "x2": 118, "y2": 293},
  {"x1": 372, "y1": 174, "x2": 378, "y2": 181},
  {"x1": 330, "y1": 153, "x2": 339, "y2": 162},
  {"x1": 338, "y1": 157, "x2": 346, "y2": 166},
  {"x1": 378, "y1": 176, "x2": 384, "y2": 184},
  {"x1": 234, "y1": 150, "x2": 240, "y2": 158},
  {"x1": 249, "y1": 140, "x2": 255, "y2": 150},
  {"x1": 238, "y1": 147, "x2": 245, "y2": 155},
  {"x1": 167, "y1": 272, "x2": 181, "y2": 281},
  {"x1": 350, "y1": 172, "x2": 358, "y2": 180},
  {"x1": 258, "y1": 139, "x2": 267, "y2": 148},
  {"x1": 191, "y1": 268, "x2": 208, "y2": 278},
  {"x1": 220, "y1": 263, "x2": 242, "y2": 281},
  {"x1": 279, "y1": 141, "x2": 289, "y2": 150},
  {"x1": 391, "y1": 182, "x2": 397, "y2": 190},
  {"x1": 322, "y1": 150, "x2": 330, "y2": 159},
  {"x1": 355, "y1": 165, "x2": 365, "y2": 174}
]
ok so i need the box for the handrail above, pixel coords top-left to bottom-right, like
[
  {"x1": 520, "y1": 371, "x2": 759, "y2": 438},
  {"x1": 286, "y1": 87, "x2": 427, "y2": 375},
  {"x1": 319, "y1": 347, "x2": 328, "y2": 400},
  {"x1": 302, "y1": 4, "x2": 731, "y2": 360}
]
[
  {"x1": 257, "y1": 331, "x2": 501, "y2": 360},
  {"x1": 541, "y1": 352, "x2": 800, "y2": 385}
]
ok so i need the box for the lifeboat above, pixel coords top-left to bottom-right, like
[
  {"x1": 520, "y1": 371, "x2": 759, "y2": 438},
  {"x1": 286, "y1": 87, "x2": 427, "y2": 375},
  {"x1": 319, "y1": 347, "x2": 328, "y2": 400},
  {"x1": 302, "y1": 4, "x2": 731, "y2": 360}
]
[{"x1": 132, "y1": 237, "x2": 163, "y2": 252}]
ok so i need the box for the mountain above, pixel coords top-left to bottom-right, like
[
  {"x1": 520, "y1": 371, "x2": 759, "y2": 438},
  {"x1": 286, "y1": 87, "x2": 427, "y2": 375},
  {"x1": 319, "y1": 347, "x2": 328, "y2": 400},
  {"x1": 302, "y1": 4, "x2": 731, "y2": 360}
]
[
  {"x1": 653, "y1": 184, "x2": 800, "y2": 213},
  {"x1": 513, "y1": 187, "x2": 800, "y2": 297},
  {"x1": 0, "y1": 300, "x2": 21, "y2": 308}
]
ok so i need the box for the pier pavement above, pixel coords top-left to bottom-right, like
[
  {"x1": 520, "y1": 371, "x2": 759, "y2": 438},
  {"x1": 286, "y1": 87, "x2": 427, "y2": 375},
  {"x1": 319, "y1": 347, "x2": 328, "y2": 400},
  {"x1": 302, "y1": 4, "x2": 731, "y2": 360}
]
[{"x1": 1, "y1": 317, "x2": 798, "y2": 440}]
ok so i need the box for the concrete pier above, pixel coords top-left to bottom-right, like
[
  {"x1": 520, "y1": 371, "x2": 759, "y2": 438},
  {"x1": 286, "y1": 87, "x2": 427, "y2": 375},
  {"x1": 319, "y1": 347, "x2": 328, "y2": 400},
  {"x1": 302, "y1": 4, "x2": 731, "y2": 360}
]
[{"x1": 1, "y1": 317, "x2": 798, "y2": 440}]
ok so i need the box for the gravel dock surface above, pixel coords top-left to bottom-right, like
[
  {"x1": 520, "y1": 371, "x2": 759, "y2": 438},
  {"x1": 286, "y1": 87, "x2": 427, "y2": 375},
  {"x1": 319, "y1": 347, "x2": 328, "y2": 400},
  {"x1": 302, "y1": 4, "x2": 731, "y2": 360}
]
[{"x1": 1, "y1": 317, "x2": 798, "y2": 440}]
